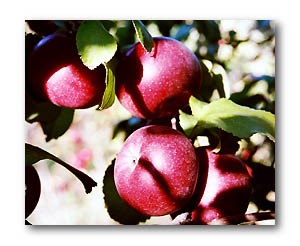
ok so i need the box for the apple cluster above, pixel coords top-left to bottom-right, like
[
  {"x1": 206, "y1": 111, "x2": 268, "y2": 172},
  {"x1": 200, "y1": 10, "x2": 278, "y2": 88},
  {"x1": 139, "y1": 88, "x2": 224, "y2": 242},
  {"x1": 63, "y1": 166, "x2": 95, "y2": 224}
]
[
  {"x1": 27, "y1": 32, "x2": 252, "y2": 224},
  {"x1": 113, "y1": 37, "x2": 252, "y2": 223},
  {"x1": 114, "y1": 126, "x2": 252, "y2": 223}
]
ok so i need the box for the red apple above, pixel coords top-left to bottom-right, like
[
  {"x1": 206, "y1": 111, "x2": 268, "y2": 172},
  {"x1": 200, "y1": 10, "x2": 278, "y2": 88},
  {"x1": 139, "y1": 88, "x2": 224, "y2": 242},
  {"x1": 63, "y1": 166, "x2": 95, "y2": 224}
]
[
  {"x1": 28, "y1": 33, "x2": 106, "y2": 109},
  {"x1": 116, "y1": 37, "x2": 202, "y2": 119},
  {"x1": 114, "y1": 125, "x2": 199, "y2": 216},
  {"x1": 191, "y1": 148, "x2": 252, "y2": 224},
  {"x1": 25, "y1": 165, "x2": 41, "y2": 219}
]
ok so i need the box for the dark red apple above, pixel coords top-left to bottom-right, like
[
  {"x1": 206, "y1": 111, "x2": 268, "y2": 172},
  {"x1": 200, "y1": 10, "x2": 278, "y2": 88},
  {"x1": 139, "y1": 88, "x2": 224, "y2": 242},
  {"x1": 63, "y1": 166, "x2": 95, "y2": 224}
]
[
  {"x1": 191, "y1": 148, "x2": 252, "y2": 224},
  {"x1": 28, "y1": 33, "x2": 106, "y2": 109},
  {"x1": 116, "y1": 37, "x2": 202, "y2": 119},
  {"x1": 25, "y1": 165, "x2": 41, "y2": 219},
  {"x1": 114, "y1": 125, "x2": 199, "y2": 216}
]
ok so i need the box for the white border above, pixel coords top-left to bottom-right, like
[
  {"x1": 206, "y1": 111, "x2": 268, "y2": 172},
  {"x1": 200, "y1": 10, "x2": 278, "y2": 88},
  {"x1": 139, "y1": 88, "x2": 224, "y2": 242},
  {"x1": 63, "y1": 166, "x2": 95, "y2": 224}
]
[{"x1": 1, "y1": 0, "x2": 299, "y2": 245}]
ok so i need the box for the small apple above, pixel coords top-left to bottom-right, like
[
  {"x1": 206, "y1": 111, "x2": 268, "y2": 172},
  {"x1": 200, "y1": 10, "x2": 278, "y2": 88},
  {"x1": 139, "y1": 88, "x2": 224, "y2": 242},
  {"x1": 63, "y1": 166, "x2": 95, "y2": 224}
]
[
  {"x1": 114, "y1": 125, "x2": 199, "y2": 216},
  {"x1": 116, "y1": 37, "x2": 202, "y2": 119},
  {"x1": 191, "y1": 148, "x2": 252, "y2": 224},
  {"x1": 25, "y1": 165, "x2": 41, "y2": 219},
  {"x1": 28, "y1": 33, "x2": 106, "y2": 109}
]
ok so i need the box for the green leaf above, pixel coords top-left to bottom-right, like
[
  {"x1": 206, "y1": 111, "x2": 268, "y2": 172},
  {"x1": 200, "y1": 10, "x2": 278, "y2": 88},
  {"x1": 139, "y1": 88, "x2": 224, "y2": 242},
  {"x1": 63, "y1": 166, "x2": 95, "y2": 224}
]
[
  {"x1": 172, "y1": 24, "x2": 194, "y2": 41},
  {"x1": 25, "y1": 144, "x2": 97, "y2": 194},
  {"x1": 112, "y1": 117, "x2": 145, "y2": 140},
  {"x1": 25, "y1": 91, "x2": 74, "y2": 141},
  {"x1": 189, "y1": 96, "x2": 207, "y2": 117},
  {"x1": 186, "y1": 97, "x2": 275, "y2": 142},
  {"x1": 76, "y1": 20, "x2": 117, "y2": 70},
  {"x1": 213, "y1": 73, "x2": 226, "y2": 98},
  {"x1": 41, "y1": 107, "x2": 74, "y2": 142},
  {"x1": 132, "y1": 20, "x2": 154, "y2": 52},
  {"x1": 25, "y1": 98, "x2": 61, "y2": 124},
  {"x1": 103, "y1": 159, "x2": 150, "y2": 225},
  {"x1": 178, "y1": 110, "x2": 198, "y2": 137},
  {"x1": 98, "y1": 59, "x2": 117, "y2": 110},
  {"x1": 194, "y1": 61, "x2": 214, "y2": 102}
]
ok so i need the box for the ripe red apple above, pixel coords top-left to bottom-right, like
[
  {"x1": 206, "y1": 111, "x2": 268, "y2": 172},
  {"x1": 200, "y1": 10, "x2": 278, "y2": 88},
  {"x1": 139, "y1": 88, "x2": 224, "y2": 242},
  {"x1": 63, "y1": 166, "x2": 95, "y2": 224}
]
[
  {"x1": 191, "y1": 148, "x2": 252, "y2": 224},
  {"x1": 28, "y1": 33, "x2": 106, "y2": 109},
  {"x1": 25, "y1": 165, "x2": 41, "y2": 218},
  {"x1": 116, "y1": 37, "x2": 202, "y2": 119},
  {"x1": 114, "y1": 125, "x2": 199, "y2": 216}
]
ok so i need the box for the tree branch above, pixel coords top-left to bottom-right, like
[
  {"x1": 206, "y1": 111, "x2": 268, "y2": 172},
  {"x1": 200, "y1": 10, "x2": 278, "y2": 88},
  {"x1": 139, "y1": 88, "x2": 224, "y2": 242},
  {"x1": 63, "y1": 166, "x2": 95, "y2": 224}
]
[{"x1": 172, "y1": 212, "x2": 275, "y2": 225}]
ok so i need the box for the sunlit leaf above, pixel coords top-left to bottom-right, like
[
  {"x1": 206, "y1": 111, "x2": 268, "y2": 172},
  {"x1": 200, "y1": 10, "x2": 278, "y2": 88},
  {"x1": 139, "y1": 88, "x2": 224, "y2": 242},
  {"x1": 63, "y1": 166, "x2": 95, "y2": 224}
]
[
  {"x1": 178, "y1": 110, "x2": 198, "y2": 137},
  {"x1": 98, "y1": 59, "x2": 117, "y2": 110},
  {"x1": 76, "y1": 20, "x2": 117, "y2": 69},
  {"x1": 181, "y1": 97, "x2": 275, "y2": 142}
]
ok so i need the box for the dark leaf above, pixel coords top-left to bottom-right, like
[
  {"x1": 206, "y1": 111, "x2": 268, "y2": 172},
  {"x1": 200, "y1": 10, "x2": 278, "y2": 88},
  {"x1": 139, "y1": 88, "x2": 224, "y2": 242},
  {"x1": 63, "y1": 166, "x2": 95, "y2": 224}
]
[
  {"x1": 25, "y1": 92, "x2": 61, "y2": 123},
  {"x1": 155, "y1": 20, "x2": 179, "y2": 36},
  {"x1": 212, "y1": 73, "x2": 226, "y2": 98},
  {"x1": 26, "y1": 20, "x2": 59, "y2": 37},
  {"x1": 195, "y1": 20, "x2": 221, "y2": 44},
  {"x1": 112, "y1": 117, "x2": 145, "y2": 139},
  {"x1": 172, "y1": 24, "x2": 194, "y2": 41},
  {"x1": 25, "y1": 90, "x2": 74, "y2": 141},
  {"x1": 246, "y1": 160, "x2": 275, "y2": 211},
  {"x1": 217, "y1": 130, "x2": 241, "y2": 155},
  {"x1": 103, "y1": 159, "x2": 150, "y2": 224},
  {"x1": 194, "y1": 61, "x2": 214, "y2": 102},
  {"x1": 25, "y1": 144, "x2": 97, "y2": 194},
  {"x1": 114, "y1": 20, "x2": 135, "y2": 48},
  {"x1": 41, "y1": 107, "x2": 74, "y2": 142},
  {"x1": 132, "y1": 20, "x2": 153, "y2": 52}
]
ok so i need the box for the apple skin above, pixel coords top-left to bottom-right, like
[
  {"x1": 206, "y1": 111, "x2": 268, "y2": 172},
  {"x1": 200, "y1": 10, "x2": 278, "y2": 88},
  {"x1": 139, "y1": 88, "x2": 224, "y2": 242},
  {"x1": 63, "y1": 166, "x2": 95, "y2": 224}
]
[
  {"x1": 28, "y1": 33, "x2": 106, "y2": 109},
  {"x1": 191, "y1": 148, "x2": 252, "y2": 224},
  {"x1": 25, "y1": 165, "x2": 41, "y2": 219},
  {"x1": 114, "y1": 125, "x2": 199, "y2": 216},
  {"x1": 116, "y1": 37, "x2": 202, "y2": 119}
]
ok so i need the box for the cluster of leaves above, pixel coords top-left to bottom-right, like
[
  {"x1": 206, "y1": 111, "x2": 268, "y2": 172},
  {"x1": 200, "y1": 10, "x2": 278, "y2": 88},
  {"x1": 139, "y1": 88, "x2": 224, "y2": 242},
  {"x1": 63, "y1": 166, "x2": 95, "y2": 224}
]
[{"x1": 25, "y1": 20, "x2": 275, "y2": 225}]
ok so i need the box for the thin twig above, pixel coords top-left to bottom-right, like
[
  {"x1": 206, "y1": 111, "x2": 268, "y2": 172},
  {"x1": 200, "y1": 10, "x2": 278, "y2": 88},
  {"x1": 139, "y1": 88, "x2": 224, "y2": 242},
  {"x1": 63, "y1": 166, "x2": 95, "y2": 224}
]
[
  {"x1": 172, "y1": 212, "x2": 275, "y2": 225},
  {"x1": 208, "y1": 212, "x2": 275, "y2": 225}
]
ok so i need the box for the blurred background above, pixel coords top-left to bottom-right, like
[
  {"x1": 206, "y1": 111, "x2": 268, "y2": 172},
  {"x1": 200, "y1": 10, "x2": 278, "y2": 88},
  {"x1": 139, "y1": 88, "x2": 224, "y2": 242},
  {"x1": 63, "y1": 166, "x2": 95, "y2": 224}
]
[{"x1": 25, "y1": 20, "x2": 275, "y2": 225}]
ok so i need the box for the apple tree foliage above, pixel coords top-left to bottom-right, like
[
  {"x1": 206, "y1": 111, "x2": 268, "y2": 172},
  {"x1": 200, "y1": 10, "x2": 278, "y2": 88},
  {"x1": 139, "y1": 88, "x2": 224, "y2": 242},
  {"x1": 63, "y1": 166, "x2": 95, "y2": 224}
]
[{"x1": 25, "y1": 20, "x2": 275, "y2": 225}]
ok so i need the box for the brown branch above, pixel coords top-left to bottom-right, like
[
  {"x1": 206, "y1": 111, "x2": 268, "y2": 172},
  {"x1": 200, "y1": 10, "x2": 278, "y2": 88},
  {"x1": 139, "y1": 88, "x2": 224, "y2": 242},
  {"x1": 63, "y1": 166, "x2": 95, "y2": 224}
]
[
  {"x1": 171, "y1": 212, "x2": 275, "y2": 225},
  {"x1": 208, "y1": 211, "x2": 275, "y2": 225}
]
